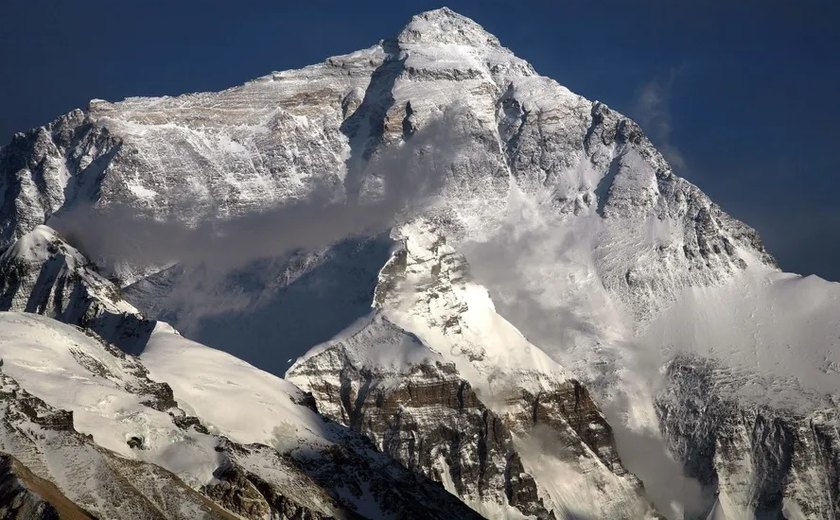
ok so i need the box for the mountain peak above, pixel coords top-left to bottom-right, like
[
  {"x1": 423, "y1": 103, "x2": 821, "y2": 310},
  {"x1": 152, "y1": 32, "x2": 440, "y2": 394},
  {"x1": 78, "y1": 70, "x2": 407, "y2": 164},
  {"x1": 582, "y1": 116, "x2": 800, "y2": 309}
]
[
  {"x1": 397, "y1": 7, "x2": 500, "y2": 47},
  {"x1": 1, "y1": 224, "x2": 65, "y2": 264}
]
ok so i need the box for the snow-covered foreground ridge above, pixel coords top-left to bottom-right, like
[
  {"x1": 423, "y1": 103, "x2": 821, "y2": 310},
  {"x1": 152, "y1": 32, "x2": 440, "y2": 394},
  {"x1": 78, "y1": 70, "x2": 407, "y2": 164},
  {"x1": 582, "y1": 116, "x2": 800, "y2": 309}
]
[
  {"x1": 0, "y1": 310, "x2": 483, "y2": 519},
  {"x1": 0, "y1": 6, "x2": 839, "y2": 520}
]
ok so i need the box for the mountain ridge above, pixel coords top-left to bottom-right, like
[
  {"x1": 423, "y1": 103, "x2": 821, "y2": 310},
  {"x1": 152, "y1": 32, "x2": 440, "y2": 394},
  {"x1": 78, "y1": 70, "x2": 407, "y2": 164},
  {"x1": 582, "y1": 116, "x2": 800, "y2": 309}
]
[{"x1": 0, "y1": 7, "x2": 837, "y2": 520}]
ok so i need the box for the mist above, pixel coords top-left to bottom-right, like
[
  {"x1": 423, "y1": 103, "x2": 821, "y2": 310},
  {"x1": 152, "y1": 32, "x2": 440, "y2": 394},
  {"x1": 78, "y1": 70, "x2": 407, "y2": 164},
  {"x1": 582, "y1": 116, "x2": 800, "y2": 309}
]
[
  {"x1": 49, "y1": 106, "x2": 469, "y2": 344},
  {"x1": 52, "y1": 108, "x2": 467, "y2": 273},
  {"x1": 461, "y1": 185, "x2": 710, "y2": 519}
]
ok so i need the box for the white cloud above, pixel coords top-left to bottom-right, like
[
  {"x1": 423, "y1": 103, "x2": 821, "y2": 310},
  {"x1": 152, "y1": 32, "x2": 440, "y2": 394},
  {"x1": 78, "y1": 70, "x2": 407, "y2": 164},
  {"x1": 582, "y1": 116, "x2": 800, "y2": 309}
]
[
  {"x1": 50, "y1": 105, "x2": 471, "y2": 331},
  {"x1": 633, "y1": 72, "x2": 687, "y2": 172}
]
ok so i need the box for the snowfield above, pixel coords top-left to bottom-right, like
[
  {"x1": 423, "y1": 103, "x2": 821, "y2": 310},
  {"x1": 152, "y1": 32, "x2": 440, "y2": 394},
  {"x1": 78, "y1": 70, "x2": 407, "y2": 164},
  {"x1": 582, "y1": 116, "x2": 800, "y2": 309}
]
[
  {"x1": 0, "y1": 313, "x2": 221, "y2": 486},
  {"x1": 142, "y1": 321, "x2": 331, "y2": 449}
]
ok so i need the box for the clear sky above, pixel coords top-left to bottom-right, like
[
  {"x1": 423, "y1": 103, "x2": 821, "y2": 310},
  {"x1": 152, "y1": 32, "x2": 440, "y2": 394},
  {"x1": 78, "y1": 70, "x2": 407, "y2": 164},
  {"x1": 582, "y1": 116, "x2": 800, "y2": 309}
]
[{"x1": 2, "y1": 0, "x2": 838, "y2": 280}]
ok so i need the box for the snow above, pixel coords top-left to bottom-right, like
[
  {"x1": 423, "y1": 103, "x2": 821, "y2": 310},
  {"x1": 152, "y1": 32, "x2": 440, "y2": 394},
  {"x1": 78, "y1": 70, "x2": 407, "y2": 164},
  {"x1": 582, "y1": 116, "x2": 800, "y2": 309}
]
[
  {"x1": 640, "y1": 267, "x2": 840, "y2": 407},
  {"x1": 141, "y1": 321, "x2": 331, "y2": 450},
  {"x1": 127, "y1": 183, "x2": 158, "y2": 200},
  {"x1": 2, "y1": 225, "x2": 66, "y2": 264},
  {"x1": 384, "y1": 220, "x2": 570, "y2": 401},
  {"x1": 398, "y1": 8, "x2": 500, "y2": 47},
  {"x1": 289, "y1": 313, "x2": 436, "y2": 377},
  {"x1": 0, "y1": 312, "x2": 220, "y2": 487}
]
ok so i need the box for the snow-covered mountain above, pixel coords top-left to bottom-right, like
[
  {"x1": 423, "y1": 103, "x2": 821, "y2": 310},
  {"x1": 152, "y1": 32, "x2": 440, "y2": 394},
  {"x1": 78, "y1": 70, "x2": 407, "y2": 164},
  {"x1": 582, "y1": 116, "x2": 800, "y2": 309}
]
[
  {"x1": 0, "y1": 230, "x2": 483, "y2": 518},
  {"x1": 0, "y1": 6, "x2": 838, "y2": 520},
  {"x1": 0, "y1": 224, "x2": 154, "y2": 352}
]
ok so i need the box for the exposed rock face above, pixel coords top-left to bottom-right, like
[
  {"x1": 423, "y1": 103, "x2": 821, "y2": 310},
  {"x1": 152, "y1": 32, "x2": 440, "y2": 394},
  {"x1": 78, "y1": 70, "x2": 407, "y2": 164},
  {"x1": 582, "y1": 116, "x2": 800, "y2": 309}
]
[
  {"x1": 203, "y1": 457, "x2": 333, "y2": 520},
  {"x1": 657, "y1": 356, "x2": 840, "y2": 519},
  {"x1": 289, "y1": 316, "x2": 555, "y2": 518},
  {"x1": 0, "y1": 110, "x2": 120, "y2": 251},
  {"x1": 0, "y1": 453, "x2": 93, "y2": 519},
  {"x1": 512, "y1": 381, "x2": 626, "y2": 474}
]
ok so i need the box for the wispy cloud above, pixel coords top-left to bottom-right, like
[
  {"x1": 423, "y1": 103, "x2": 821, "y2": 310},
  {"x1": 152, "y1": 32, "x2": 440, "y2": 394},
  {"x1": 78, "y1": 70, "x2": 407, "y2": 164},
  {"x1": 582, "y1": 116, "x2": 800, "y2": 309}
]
[
  {"x1": 633, "y1": 71, "x2": 687, "y2": 172},
  {"x1": 462, "y1": 189, "x2": 708, "y2": 518},
  {"x1": 50, "y1": 105, "x2": 470, "y2": 330},
  {"x1": 53, "y1": 106, "x2": 467, "y2": 271}
]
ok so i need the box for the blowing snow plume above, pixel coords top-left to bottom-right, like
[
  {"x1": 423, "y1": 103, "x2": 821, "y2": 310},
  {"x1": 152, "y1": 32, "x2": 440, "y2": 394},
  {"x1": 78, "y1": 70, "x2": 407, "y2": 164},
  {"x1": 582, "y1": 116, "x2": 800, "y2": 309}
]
[
  {"x1": 461, "y1": 186, "x2": 708, "y2": 519},
  {"x1": 49, "y1": 106, "x2": 469, "y2": 366}
]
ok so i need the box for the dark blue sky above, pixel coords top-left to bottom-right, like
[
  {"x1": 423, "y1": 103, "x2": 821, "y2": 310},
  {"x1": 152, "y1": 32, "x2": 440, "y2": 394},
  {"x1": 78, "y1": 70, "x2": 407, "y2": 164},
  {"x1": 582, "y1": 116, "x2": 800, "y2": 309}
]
[{"x1": 2, "y1": 1, "x2": 838, "y2": 280}]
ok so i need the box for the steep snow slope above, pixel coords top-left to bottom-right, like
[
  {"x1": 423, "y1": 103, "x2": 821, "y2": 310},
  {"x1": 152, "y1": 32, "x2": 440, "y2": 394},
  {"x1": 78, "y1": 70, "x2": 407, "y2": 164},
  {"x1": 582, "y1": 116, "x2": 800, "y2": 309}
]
[
  {"x1": 0, "y1": 312, "x2": 220, "y2": 483},
  {"x1": 642, "y1": 269, "x2": 840, "y2": 401},
  {"x1": 139, "y1": 320, "x2": 486, "y2": 519},
  {"x1": 0, "y1": 317, "x2": 241, "y2": 519},
  {"x1": 142, "y1": 321, "x2": 327, "y2": 447}
]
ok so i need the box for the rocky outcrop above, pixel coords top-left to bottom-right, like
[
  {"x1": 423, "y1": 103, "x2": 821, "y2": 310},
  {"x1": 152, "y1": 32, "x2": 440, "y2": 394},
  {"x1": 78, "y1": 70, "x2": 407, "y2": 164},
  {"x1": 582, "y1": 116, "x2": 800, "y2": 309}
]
[
  {"x1": 657, "y1": 356, "x2": 840, "y2": 519},
  {"x1": 204, "y1": 460, "x2": 333, "y2": 520},
  {"x1": 510, "y1": 381, "x2": 626, "y2": 474},
  {"x1": 288, "y1": 316, "x2": 555, "y2": 518},
  {"x1": 0, "y1": 453, "x2": 93, "y2": 519},
  {"x1": 0, "y1": 225, "x2": 154, "y2": 353}
]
